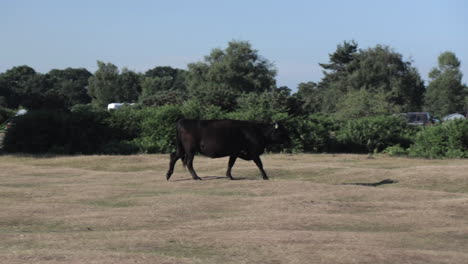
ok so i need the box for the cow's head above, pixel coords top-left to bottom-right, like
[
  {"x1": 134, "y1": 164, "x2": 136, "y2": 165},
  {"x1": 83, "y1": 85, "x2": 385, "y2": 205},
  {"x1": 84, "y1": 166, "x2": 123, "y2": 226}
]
[{"x1": 268, "y1": 122, "x2": 291, "y2": 145}]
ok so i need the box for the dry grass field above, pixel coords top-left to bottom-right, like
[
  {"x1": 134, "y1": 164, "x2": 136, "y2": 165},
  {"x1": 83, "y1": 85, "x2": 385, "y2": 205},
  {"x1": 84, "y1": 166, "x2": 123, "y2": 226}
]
[{"x1": 0, "y1": 153, "x2": 467, "y2": 264}]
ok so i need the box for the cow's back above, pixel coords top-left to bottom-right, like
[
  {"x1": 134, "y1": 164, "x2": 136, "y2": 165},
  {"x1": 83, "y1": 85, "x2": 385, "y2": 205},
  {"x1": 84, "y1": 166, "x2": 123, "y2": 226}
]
[{"x1": 177, "y1": 119, "x2": 265, "y2": 158}]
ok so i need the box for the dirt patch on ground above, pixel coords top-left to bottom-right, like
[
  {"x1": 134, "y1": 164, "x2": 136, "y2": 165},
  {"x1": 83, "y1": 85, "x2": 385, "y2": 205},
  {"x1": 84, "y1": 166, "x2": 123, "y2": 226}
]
[{"x1": 0, "y1": 154, "x2": 467, "y2": 263}]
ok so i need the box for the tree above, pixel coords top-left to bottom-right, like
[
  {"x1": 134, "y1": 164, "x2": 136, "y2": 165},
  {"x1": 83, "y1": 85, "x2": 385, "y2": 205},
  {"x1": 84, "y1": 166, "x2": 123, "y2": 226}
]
[
  {"x1": 144, "y1": 66, "x2": 186, "y2": 92},
  {"x1": 140, "y1": 90, "x2": 188, "y2": 107},
  {"x1": 139, "y1": 66, "x2": 187, "y2": 105},
  {"x1": 228, "y1": 86, "x2": 293, "y2": 121},
  {"x1": 0, "y1": 65, "x2": 43, "y2": 108},
  {"x1": 0, "y1": 65, "x2": 68, "y2": 110},
  {"x1": 0, "y1": 77, "x2": 12, "y2": 107},
  {"x1": 320, "y1": 40, "x2": 358, "y2": 77},
  {"x1": 335, "y1": 88, "x2": 399, "y2": 119},
  {"x1": 347, "y1": 45, "x2": 425, "y2": 111},
  {"x1": 46, "y1": 68, "x2": 92, "y2": 108},
  {"x1": 117, "y1": 68, "x2": 141, "y2": 103},
  {"x1": 317, "y1": 41, "x2": 425, "y2": 115},
  {"x1": 424, "y1": 51, "x2": 466, "y2": 117},
  {"x1": 186, "y1": 41, "x2": 277, "y2": 110},
  {"x1": 295, "y1": 82, "x2": 321, "y2": 114},
  {"x1": 87, "y1": 61, "x2": 141, "y2": 107},
  {"x1": 87, "y1": 61, "x2": 119, "y2": 107}
]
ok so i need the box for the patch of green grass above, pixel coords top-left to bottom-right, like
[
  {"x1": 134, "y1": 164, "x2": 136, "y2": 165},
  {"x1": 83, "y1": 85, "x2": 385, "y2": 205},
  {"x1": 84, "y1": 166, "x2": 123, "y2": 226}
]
[
  {"x1": 272, "y1": 167, "x2": 344, "y2": 181},
  {"x1": 158, "y1": 241, "x2": 219, "y2": 260},
  {"x1": 409, "y1": 181, "x2": 468, "y2": 194},
  {"x1": 304, "y1": 222, "x2": 412, "y2": 233},
  {"x1": 133, "y1": 186, "x2": 257, "y2": 198},
  {"x1": 0, "y1": 183, "x2": 37, "y2": 188},
  {"x1": 130, "y1": 189, "x2": 174, "y2": 197},
  {"x1": 188, "y1": 189, "x2": 257, "y2": 197},
  {"x1": 124, "y1": 240, "x2": 220, "y2": 261},
  {"x1": 0, "y1": 191, "x2": 19, "y2": 198},
  {"x1": 0, "y1": 217, "x2": 71, "y2": 233},
  {"x1": 84, "y1": 198, "x2": 137, "y2": 208},
  {"x1": 21, "y1": 156, "x2": 156, "y2": 173},
  {"x1": 21, "y1": 171, "x2": 83, "y2": 178}
]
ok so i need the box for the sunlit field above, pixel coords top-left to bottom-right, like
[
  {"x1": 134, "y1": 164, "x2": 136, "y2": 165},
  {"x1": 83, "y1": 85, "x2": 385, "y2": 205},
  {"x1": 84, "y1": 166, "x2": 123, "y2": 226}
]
[{"x1": 1, "y1": 154, "x2": 467, "y2": 263}]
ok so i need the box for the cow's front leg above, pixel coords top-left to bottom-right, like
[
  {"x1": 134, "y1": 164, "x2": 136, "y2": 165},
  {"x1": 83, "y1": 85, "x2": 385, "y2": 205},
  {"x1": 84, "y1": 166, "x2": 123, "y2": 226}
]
[
  {"x1": 226, "y1": 156, "x2": 237, "y2": 180},
  {"x1": 166, "y1": 152, "x2": 179, "y2": 181},
  {"x1": 186, "y1": 154, "x2": 202, "y2": 180},
  {"x1": 253, "y1": 156, "x2": 269, "y2": 180}
]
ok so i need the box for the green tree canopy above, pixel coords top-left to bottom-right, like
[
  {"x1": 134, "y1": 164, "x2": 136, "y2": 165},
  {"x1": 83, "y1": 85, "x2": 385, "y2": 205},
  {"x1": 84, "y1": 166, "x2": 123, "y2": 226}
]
[
  {"x1": 87, "y1": 61, "x2": 141, "y2": 107},
  {"x1": 295, "y1": 82, "x2": 321, "y2": 114},
  {"x1": 316, "y1": 41, "x2": 425, "y2": 115},
  {"x1": 186, "y1": 41, "x2": 277, "y2": 110},
  {"x1": 0, "y1": 66, "x2": 40, "y2": 108},
  {"x1": 46, "y1": 68, "x2": 92, "y2": 108},
  {"x1": 228, "y1": 86, "x2": 299, "y2": 121},
  {"x1": 118, "y1": 68, "x2": 142, "y2": 103},
  {"x1": 424, "y1": 51, "x2": 466, "y2": 117},
  {"x1": 139, "y1": 66, "x2": 187, "y2": 106},
  {"x1": 0, "y1": 65, "x2": 61, "y2": 110}
]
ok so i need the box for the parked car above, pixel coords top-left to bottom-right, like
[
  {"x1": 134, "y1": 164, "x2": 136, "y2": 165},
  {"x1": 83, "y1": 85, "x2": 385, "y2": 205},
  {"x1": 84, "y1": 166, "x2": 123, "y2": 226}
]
[
  {"x1": 442, "y1": 113, "x2": 466, "y2": 122},
  {"x1": 107, "y1": 103, "x2": 136, "y2": 111},
  {"x1": 3, "y1": 109, "x2": 27, "y2": 131},
  {"x1": 406, "y1": 112, "x2": 438, "y2": 126}
]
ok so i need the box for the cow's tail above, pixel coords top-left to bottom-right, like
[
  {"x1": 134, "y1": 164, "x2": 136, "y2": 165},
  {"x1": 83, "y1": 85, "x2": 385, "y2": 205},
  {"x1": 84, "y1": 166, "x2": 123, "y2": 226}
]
[{"x1": 175, "y1": 122, "x2": 187, "y2": 168}]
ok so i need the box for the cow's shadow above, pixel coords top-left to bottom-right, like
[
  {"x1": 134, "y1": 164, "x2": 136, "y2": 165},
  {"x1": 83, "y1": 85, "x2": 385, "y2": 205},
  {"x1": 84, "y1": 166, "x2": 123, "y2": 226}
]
[
  {"x1": 171, "y1": 175, "x2": 258, "y2": 182},
  {"x1": 342, "y1": 179, "x2": 398, "y2": 187},
  {"x1": 204, "y1": 176, "x2": 257, "y2": 181}
]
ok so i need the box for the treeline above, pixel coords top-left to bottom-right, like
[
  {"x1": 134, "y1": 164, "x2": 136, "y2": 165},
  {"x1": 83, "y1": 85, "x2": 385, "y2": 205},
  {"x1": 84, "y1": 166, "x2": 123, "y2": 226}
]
[
  {"x1": 3, "y1": 104, "x2": 468, "y2": 158},
  {"x1": 1, "y1": 40, "x2": 467, "y2": 118},
  {"x1": 1, "y1": 40, "x2": 467, "y2": 157}
]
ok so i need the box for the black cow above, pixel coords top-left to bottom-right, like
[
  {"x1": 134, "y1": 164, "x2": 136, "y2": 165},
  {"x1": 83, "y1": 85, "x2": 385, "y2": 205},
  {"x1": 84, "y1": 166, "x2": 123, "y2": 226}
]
[{"x1": 166, "y1": 119, "x2": 290, "y2": 181}]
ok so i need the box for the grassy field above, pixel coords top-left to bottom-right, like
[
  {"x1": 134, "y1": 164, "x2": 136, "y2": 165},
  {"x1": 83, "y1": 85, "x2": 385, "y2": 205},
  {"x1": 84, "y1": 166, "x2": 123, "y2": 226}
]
[{"x1": 0, "y1": 153, "x2": 467, "y2": 263}]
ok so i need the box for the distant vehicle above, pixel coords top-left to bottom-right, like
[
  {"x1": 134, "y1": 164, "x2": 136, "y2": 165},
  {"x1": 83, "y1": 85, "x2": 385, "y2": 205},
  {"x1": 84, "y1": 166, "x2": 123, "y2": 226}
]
[
  {"x1": 107, "y1": 103, "x2": 135, "y2": 111},
  {"x1": 442, "y1": 113, "x2": 465, "y2": 122},
  {"x1": 4, "y1": 109, "x2": 28, "y2": 130},
  {"x1": 405, "y1": 112, "x2": 437, "y2": 126}
]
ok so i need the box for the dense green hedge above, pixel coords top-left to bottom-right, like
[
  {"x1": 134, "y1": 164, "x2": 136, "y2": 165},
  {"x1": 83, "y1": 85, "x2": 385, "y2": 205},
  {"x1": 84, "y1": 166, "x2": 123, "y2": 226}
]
[
  {"x1": 3, "y1": 109, "x2": 113, "y2": 154},
  {"x1": 2, "y1": 104, "x2": 467, "y2": 159},
  {"x1": 0, "y1": 106, "x2": 15, "y2": 125},
  {"x1": 407, "y1": 120, "x2": 468, "y2": 158},
  {"x1": 336, "y1": 115, "x2": 417, "y2": 153},
  {"x1": 288, "y1": 114, "x2": 338, "y2": 153}
]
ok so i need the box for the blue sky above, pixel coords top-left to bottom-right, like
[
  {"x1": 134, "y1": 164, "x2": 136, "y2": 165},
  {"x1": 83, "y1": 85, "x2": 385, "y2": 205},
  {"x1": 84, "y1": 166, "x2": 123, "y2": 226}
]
[{"x1": 1, "y1": 0, "x2": 467, "y2": 90}]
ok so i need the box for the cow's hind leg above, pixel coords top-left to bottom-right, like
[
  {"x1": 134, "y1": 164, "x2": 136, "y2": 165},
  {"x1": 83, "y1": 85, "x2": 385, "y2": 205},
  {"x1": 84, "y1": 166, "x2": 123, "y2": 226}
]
[
  {"x1": 166, "y1": 152, "x2": 180, "y2": 181},
  {"x1": 253, "y1": 156, "x2": 269, "y2": 180},
  {"x1": 226, "y1": 156, "x2": 237, "y2": 180},
  {"x1": 186, "y1": 153, "x2": 202, "y2": 180}
]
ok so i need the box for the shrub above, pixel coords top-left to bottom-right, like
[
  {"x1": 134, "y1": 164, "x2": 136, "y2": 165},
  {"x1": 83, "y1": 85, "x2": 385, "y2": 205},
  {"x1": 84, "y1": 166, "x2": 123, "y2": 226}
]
[
  {"x1": 289, "y1": 114, "x2": 338, "y2": 153},
  {"x1": 105, "y1": 106, "x2": 143, "y2": 140},
  {"x1": 180, "y1": 100, "x2": 227, "y2": 120},
  {"x1": 408, "y1": 120, "x2": 468, "y2": 158},
  {"x1": 336, "y1": 115, "x2": 415, "y2": 153},
  {"x1": 100, "y1": 140, "x2": 139, "y2": 155},
  {"x1": 3, "y1": 110, "x2": 112, "y2": 154},
  {"x1": 0, "y1": 106, "x2": 15, "y2": 124},
  {"x1": 4, "y1": 110, "x2": 66, "y2": 153},
  {"x1": 140, "y1": 90, "x2": 188, "y2": 107},
  {"x1": 383, "y1": 145, "x2": 408, "y2": 156},
  {"x1": 134, "y1": 105, "x2": 184, "y2": 153},
  {"x1": 226, "y1": 92, "x2": 290, "y2": 122}
]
